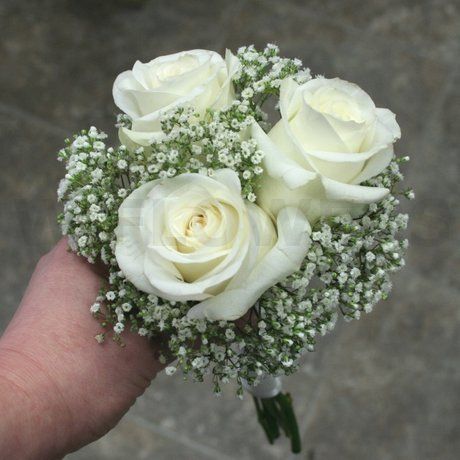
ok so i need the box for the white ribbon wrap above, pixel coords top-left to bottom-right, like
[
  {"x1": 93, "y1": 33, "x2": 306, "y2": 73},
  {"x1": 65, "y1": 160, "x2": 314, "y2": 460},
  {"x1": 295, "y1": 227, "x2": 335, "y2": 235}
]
[{"x1": 242, "y1": 375, "x2": 283, "y2": 399}]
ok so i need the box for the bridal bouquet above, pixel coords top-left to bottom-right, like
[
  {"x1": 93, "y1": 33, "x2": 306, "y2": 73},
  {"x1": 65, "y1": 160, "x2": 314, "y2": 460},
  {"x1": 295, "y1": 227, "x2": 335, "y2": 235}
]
[{"x1": 57, "y1": 44, "x2": 412, "y2": 452}]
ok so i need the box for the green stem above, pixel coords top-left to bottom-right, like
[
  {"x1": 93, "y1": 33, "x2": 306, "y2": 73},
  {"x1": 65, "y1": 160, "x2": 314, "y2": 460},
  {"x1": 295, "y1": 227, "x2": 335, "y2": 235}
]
[
  {"x1": 276, "y1": 393, "x2": 302, "y2": 453},
  {"x1": 252, "y1": 392, "x2": 302, "y2": 453}
]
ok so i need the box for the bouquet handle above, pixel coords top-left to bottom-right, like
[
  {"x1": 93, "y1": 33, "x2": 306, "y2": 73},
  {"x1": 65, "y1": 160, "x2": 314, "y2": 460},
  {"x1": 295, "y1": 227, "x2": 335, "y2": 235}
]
[{"x1": 243, "y1": 376, "x2": 302, "y2": 453}]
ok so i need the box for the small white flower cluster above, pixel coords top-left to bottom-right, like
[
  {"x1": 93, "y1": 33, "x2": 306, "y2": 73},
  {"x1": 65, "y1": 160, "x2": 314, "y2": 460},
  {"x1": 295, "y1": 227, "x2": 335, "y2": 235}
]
[
  {"x1": 234, "y1": 44, "x2": 310, "y2": 101},
  {"x1": 57, "y1": 45, "x2": 412, "y2": 396},
  {"x1": 296, "y1": 163, "x2": 410, "y2": 325},
  {"x1": 57, "y1": 127, "x2": 121, "y2": 265},
  {"x1": 152, "y1": 106, "x2": 265, "y2": 200}
]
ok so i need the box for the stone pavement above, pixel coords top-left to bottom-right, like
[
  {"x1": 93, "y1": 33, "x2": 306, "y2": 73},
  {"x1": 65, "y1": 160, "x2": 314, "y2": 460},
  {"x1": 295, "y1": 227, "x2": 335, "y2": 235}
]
[{"x1": 0, "y1": 0, "x2": 459, "y2": 458}]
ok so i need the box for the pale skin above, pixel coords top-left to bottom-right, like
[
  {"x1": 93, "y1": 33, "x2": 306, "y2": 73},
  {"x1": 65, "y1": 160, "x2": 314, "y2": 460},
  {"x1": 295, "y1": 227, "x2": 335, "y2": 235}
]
[{"x1": 0, "y1": 238, "x2": 166, "y2": 459}]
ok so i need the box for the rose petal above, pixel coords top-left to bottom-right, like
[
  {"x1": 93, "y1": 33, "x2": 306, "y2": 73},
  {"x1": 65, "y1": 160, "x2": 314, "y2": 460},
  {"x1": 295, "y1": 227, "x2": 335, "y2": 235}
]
[
  {"x1": 351, "y1": 145, "x2": 394, "y2": 184},
  {"x1": 289, "y1": 94, "x2": 351, "y2": 153},
  {"x1": 212, "y1": 168, "x2": 242, "y2": 195},
  {"x1": 321, "y1": 176, "x2": 389, "y2": 203},
  {"x1": 118, "y1": 126, "x2": 164, "y2": 149},
  {"x1": 252, "y1": 122, "x2": 317, "y2": 189},
  {"x1": 113, "y1": 70, "x2": 145, "y2": 119},
  {"x1": 115, "y1": 181, "x2": 158, "y2": 293},
  {"x1": 187, "y1": 207, "x2": 311, "y2": 321},
  {"x1": 211, "y1": 49, "x2": 241, "y2": 110}
]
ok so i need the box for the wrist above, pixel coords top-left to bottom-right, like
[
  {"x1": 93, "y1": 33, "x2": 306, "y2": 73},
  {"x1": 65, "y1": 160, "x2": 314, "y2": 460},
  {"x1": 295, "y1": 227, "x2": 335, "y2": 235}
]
[{"x1": 0, "y1": 340, "x2": 72, "y2": 459}]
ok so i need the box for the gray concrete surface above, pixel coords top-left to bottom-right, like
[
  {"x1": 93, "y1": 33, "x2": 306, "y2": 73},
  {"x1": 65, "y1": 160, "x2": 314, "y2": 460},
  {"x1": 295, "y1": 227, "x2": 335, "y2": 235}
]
[{"x1": 0, "y1": 0, "x2": 459, "y2": 458}]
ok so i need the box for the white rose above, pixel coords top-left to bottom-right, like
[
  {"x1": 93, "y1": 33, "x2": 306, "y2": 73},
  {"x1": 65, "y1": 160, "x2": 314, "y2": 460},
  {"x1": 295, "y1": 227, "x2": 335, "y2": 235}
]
[
  {"x1": 115, "y1": 169, "x2": 311, "y2": 321},
  {"x1": 113, "y1": 49, "x2": 240, "y2": 148},
  {"x1": 255, "y1": 77, "x2": 401, "y2": 222}
]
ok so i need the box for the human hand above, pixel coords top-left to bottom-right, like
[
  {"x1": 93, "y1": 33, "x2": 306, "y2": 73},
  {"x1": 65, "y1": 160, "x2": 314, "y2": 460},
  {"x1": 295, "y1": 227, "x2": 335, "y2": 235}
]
[{"x1": 0, "y1": 238, "x2": 166, "y2": 459}]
